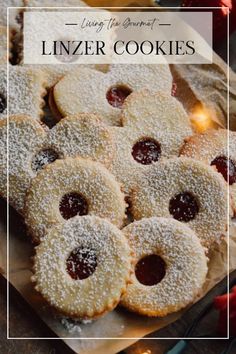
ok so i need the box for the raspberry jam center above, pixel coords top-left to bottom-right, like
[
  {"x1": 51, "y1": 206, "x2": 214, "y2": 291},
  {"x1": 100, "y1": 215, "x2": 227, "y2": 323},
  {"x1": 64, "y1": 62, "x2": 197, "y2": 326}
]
[
  {"x1": 135, "y1": 255, "x2": 166, "y2": 286},
  {"x1": 211, "y1": 155, "x2": 236, "y2": 185},
  {"x1": 59, "y1": 192, "x2": 88, "y2": 220},
  {"x1": 66, "y1": 247, "x2": 97, "y2": 280},
  {"x1": 0, "y1": 93, "x2": 6, "y2": 113},
  {"x1": 106, "y1": 85, "x2": 132, "y2": 108},
  {"x1": 32, "y1": 149, "x2": 58, "y2": 172},
  {"x1": 132, "y1": 138, "x2": 161, "y2": 165},
  {"x1": 169, "y1": 192, "x2": 199, "y2": 222}
]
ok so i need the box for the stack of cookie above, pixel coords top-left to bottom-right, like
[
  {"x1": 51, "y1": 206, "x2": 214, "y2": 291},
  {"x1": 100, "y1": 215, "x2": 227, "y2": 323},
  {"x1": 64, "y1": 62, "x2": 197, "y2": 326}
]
[{"x1": 0, "y1": 1, "x2": 235, "y2": 321}]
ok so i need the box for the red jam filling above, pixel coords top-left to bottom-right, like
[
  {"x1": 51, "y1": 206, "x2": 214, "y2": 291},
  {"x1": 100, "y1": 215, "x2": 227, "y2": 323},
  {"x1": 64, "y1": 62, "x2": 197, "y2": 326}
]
[
  {"x1": 66, "y1": 247, "x2": 97, "y2": 280},
  {"x1": 135, "y1": 254, "x2": 166, "y2": 286},
  {"x1": 32, "y1": 149, "x2": 58, "y2": 172},
  {"x1": 211, "y1": 156, "x2": 236, "y2": 185},
  {"x1": 169, "y1": 192, "x2": 199, "y2": 222},
  {"x1": 0, "y1": 93, "x2": 6, "y2": 113},
  {"x1": 106, "y1": 85, "x2": 132, "y2": 108},
  {"x1": 132, "y1": 138, "x2": 161, "y2": 165},
  {"x1": 59, "y1": 192, "x2": 88, "y2": 220}
]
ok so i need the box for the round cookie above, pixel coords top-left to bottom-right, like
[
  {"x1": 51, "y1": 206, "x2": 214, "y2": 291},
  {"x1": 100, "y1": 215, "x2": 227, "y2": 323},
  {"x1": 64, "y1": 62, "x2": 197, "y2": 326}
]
[
  {"x1": 32, "y1": 215, "x2": 133, "y2": 318},
  {"x1": 51, "y1": 64, "x2": 173, "y2": 125},
  {"x1": 0, "y1": 114, "x2": 115, "y2": 214},
  {"x1": 121, "y1": 217, "x2": 208, "y2": 317},
  {"x1": 121, "y1": 90, "x2": 191, "y2": 133},
  {"x1": 25, "y1": 157, "x2": 126, "y2": 243},
  {"x1": 180, "y1": 129, "x2": 236, "y2": 212},
  {"x1": 131, "y1": 157, "x2": 230, "y2": 248},
  {"x1": 108, "y1": 90, "x2": 192, "y2": 195},
  {"x1": 48, "y1": 113, "x2": 114, "y2": 168},
  {"x1": 0, "y1": 115, "x2": 47, "y2": 214}
]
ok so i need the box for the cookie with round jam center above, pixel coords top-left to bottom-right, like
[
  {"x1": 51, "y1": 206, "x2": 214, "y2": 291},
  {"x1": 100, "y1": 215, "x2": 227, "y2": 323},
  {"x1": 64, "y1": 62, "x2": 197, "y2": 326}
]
[
  {"x1": 66, "y1": 247, "x2": 97, "y2": 280},
  {"x1": 106, "y1": 86, "x2": 132, "y2": 108},
  {"x1": 135, "y1": 254, "x2": 166, "y2": 286},
  {"x1": 59, "y1": 192, "x2": 88, "y2": 220},
  {"x1": 169, "y1": 192, "x2": 199, "y2": 222},
  {"x1": 211, "y1": 156, "x2": 236, "y2": 185},
  {"x1": 132, "y1": 138, "x2": 161, "y2": 165}
]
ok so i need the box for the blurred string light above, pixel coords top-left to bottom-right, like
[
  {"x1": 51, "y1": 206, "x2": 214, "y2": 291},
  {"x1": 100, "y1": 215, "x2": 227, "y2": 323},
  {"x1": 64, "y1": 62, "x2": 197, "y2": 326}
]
[{"x1": 190, "y1": 107, "x2": 215, "y2": 132}]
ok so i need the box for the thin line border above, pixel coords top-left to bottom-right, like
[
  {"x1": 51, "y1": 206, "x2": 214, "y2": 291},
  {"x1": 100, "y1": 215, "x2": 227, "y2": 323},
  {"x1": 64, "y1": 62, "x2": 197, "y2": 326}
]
[{"x1": 6, "y1": 5, "x2": 230, "y2": 342}]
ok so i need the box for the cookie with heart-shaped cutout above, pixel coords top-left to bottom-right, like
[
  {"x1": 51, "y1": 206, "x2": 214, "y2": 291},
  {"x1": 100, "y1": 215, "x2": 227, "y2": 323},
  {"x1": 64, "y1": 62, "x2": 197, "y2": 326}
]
[
  {"x1": 0, "y1": 113, "x2": 115, "y2": 215},
  {"x1": 50, "y1": 64, "x2": 173, "y2": 125}
]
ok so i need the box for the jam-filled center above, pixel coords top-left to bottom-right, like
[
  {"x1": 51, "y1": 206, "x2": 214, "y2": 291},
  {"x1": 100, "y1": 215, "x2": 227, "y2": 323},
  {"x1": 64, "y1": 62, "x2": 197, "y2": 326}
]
[
  {"x1": 132, "y1": 138, "x2": 161, "y2": 165},
  {"x1": 59, "y1": 192, "x2": 88, "y2": 220},
  {"x1": 211, "y1": 155, "x2": 236, "y2": 185},
  {"x1": 106, "y1": 85, "x2": 132, "y2": 108},
  {"x1": 135, "y1": 254, "x2": 166, "y2": 286},
  {"x1": 32, "y1": 149, "x2": 58, "y2": 172},
  {"x1": 169, "y1": 192, "x2": 199, "y2": 222},
  {"x1": 0, "y1": 93, "x2": 6, "y2": 113},
  {"x1": 66, "y1": 247, "x2": 97, "y2": 280}
]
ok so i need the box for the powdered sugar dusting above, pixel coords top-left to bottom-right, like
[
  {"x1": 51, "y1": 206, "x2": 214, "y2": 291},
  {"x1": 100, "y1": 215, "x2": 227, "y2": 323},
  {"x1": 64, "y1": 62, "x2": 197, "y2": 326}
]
[
  {"x1": 121, "y1": 217, "x2": 208, "y2": 317},
  {"x1": 32, "y1": 215, "x2": 132, "y2": 318},
  {"x1": 131, "y1": 157, "x2": 230, "y2": 247}
]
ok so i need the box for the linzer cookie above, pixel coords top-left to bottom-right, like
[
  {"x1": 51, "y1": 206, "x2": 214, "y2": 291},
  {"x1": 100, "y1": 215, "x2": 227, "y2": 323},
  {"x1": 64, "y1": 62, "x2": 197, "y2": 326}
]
[
  {"x1": 131, "y1": 157, "x2": 230, "y2": 248},
  {"x1": 9, "y1": 66, "x2": 47, "y2": 119},
  {"x1": 121, "y1": 217, "x2": 208, "y2": 317},
  {"x1": 0, "y1": 66, "x2": 7, "y2": 119},
  {"x1": 25, "y1": 158, "x2": 126, "y2": 243},
  {"x1": 0, "y1": 115, "x2": 47, "y2": 214},
  {"x1": 108, "y1": 90, "x2": 192, "y2": 194},
  {"x1": 32, "y1": 215, "x2": 133, "y2": 318},
  {"x1": 50, "y1": 64, "x2": 173, "y2": 125},
  {"x1": 180, "y1": 129, "x2": 236, "y2": 213},
  {"x1": 0, "y1": 114, "x2": 115, "y2": 214}
]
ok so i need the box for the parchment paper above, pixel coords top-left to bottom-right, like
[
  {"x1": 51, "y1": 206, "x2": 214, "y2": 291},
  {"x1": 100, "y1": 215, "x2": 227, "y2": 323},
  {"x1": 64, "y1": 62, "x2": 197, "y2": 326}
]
[{"x1": 1, "y1": 50, "x2": 236, "y2": 353}]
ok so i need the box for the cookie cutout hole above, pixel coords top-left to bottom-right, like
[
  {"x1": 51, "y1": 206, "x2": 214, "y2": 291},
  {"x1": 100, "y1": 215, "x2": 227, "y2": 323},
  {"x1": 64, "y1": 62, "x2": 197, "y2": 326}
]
[
  {"x1": 66, "y1": 247, "x2": 97, "y2": 280},
  {"x1": 169, "y1": 192, "x2": 199, "y2": 222},
  {"x1": 59, "y1": 192, "x2": 88, "y2": 220},
  {"x1": 0, "y1": 93, "x2": 6, "y2": 113},
  {"x1": 135, "y1": 255, "x2": 166, "y2": 286},
  {"x1": 211, "y1": 155, "x2": 236, "y2": 185},
  {"x1": 32, "y1": 149, "x2": 59, "y2": 173},
  {"x1": 106, "y1": 85, "x2": 132, "y2": 108},
  {"x1": 132, "y1": 138, "x2": 161, "y2": 165}
]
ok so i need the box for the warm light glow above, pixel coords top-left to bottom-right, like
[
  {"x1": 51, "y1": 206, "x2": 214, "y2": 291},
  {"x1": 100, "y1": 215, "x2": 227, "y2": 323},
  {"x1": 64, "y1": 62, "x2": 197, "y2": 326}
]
[
  {"x1": 141, "y1": 351, "x2": 152, "y2": 354},
  {"x1": 190, "y1": 108, "x2": 213, "y2": 132}
]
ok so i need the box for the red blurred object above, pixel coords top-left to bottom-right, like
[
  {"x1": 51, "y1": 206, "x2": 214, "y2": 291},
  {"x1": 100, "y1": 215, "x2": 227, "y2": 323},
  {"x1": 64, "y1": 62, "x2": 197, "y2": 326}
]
[
  {"x1": 181, "y1": 0, "x2": 236, "y2": 46},
  {"x1": 214, "y1": 286, "x2": 236, "y2": 336}
]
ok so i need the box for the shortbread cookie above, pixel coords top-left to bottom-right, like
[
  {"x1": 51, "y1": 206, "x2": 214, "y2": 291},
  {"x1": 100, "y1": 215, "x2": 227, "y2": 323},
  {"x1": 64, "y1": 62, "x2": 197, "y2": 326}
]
[
  {"x1": 9, "y1": 66, "x2": 47, "y2": 119},
  {"x1": 51, "y1": 65, "x2": 172, "y2": 125},
  {"x1": 131, "y1": 157, "x2": 230, "y2": 248},
  {"x1": 0, "y1": 115, "x2": 47, "y2": 214},
  {"x1": 0, "y1": 66, "x2": 7, "y2": 119},
  {"x1": 23, "y1": 64, "x2": 108, "y2": 89},
  {"x1": 108, "y1": 91, "x2": 192, "y2": 194},
  {"x1": 0, "y1": 114, "x2": 115, "y2": 214},
  {"x1": 48, "y1": 113, "x2": 114, "y2": 167},
  {"x1": 180, "y1": 129, "x2": 236, "y2": 212},
  {"x1": 32, "y1": 215, "x2": 133, "y2": 318},
  {"x1": 121, "y1": 217, "x2": 207, "y2": 317},
  {"x1": 25, "y1": 158, "x2": 126, "y2": 242}
]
